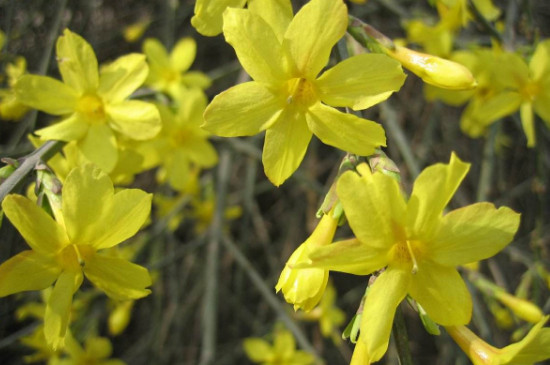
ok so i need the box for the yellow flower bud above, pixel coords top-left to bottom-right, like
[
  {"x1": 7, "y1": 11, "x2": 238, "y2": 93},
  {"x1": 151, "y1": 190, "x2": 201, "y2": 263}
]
[
  {"x1": 494, "y1": 291, "x2": 544, "y2": 324},
  {"x1": 386, "y1": 46, "x2": 477, "y2": 90},
  {"x1": 275, "y1": 212, "x2": 338, "y2": 312}
]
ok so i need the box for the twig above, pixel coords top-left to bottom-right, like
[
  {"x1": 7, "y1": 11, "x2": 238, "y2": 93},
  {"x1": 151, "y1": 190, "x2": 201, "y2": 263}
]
[
  {"x1": 392, "y1": 305, "x2": 413, "y2": 365},
  {"x1": 199, "y1": 149, "x2": 232, "y2": 365}
]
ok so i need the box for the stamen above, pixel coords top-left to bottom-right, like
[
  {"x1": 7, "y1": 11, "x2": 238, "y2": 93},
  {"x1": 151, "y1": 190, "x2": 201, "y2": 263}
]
[{"x1": 406, "y1": 240, "x2": 418, "y2": 274}]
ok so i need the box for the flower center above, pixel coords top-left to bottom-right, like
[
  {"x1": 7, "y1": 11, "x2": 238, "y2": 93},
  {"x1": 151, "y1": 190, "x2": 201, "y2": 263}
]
[
  {"x1": 284, "y1": 77, "x2": 318, "y2": 110},
  {"x1": 390, "y1": 240, "x2": 422, "y2": 273},
  {"x1": 77, "y1": 94, "x2": 106, "y2": 123},
  {"x1": 162, "y1": 69, "x2": 180, "y2": 83},
  {"x1": 58, "y1": 244, "x2": 95, "y2": 271},
  {"x1": 170, "y1": 128, "x2": 190, "y2": 147},
  {"x1": 520, "y1": 81, "x2": 541, "y2": 101}
]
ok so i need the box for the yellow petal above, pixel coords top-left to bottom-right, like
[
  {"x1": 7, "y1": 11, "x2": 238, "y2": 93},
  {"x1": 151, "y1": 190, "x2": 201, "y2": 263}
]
[
  {"x1": 243, "y1": 338, "x2": 271, "y2": 362},
  {"x1": 430, "y1": 203, "x2": 520, "y2": 266},
  {"x1": 262, "y1": 109, "x2": 312, "y2": 186},
  {"x1": 191, "y1": 0, "x2": 247, "y2": 37},
  {"x1": 142, "y1": 38, "x2": 170, "y2": 70},
  {"x1": 180, "y1": 71, "x2": 212, "y2": 89},
  {"x1": 222, "y1": 8, "x2": 288, "y2": 85},
  {"x1": 165, "y1": 150, "x2": 190, "y2": 191},
  {"x1": 98, "y1": 54, "x2": 148, "y2": 102},
  {"x1": 35, "y1": 113, "x2": 89, "y2": 142},
  {"x1": 203, "y1": 81, "x2": 283, "y2": 137},
  {"x1": 44, "y1": 270, "x2": 82, "y2": 350},
  {"x1": 2, "y1": 195, "x2": 69, "y2": 255},
  {"x1": 337, "y1": 163, "x2": 407, "y2": 250},
  {"x1": 283, "y1": 0, "x2": 347, "y2": 78},
  {"x1": 408, "y1": 262, "x2": 471, "y2": 325},
  {"x1": 534, "y1": 90, "x2": 550, "y2": 127},
  {"x1": 0, "y1": 251, "x2": 60, "y2": 297},
  {"x1": 530, "y1": 39, "x2": 550, "y2": 81},
  {"x1": 83, "y1": 254, "x2": 151, "y2": 300},
  {"x1": 407, "y1": 152, "x2": 469, "y2": 240},
  {"x1": 460, "y1": 92, "x2": 522, "y2": 136},
  {"x1": 306, "y1": 103, "x2": 386, "y2": 156},
  {"x1": 361, "y1": 268, "x2": 409, "y2": 362},
  {"x1": 316, "y1": 53, "x2": 406, "y2": 110},
  {"x1": 181, "y1": 137, "x2": 218, "y2": 167},
  {"x1": 62, "y1": 164, "x2": 115, "y2": 244},
  {"x1": 520, "y1": 102, "x2": 536, "y2": 147},
  {"x1": 248, "y1": 0, "x2": 293, "y2": 42},
  {"x1": 56, "y1": 29, "x2": 99, "y2": 93},
  {"x1": 106, "y1": 100, "x2": 161, "y2": 140},
  {"x1": 169, "y1": 37, "x2": 196, "y2": 72},
  {"x1": 88, "y1": 189, "x2": 152, "y2": 250},
  {"x1": 77, "y1": 124, "x2": 118, "y2": 172},
  {"x1": 274, "y1": 329, "x2": 295, "y2": 358},
  {"x1": 15, "y1": 75, "x2": 78, "y2": 115},
  {"x1": 299, "y1": 238, "x2": 387, "y2": 275}
]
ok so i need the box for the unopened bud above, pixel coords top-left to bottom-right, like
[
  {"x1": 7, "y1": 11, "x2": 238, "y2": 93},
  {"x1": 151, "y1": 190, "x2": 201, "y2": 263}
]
[
  {"x1": 386, "y1": 46, "x2": 477, "y2": 90},
  {"x1": 494, "y1": 291, "x2": 544, "y2": 324}
]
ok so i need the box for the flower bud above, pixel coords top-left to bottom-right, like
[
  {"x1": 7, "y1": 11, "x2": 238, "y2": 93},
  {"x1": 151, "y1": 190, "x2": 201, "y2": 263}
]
[
  {"x1": 386, "y1": 46, "x2": 477, "y2": 90},
  {"x1": 275, "y1": 212, "x2": 338, "y2": 312},
  {"x1": 494, "y1": 291, "x2": 544, "y2": 324}
]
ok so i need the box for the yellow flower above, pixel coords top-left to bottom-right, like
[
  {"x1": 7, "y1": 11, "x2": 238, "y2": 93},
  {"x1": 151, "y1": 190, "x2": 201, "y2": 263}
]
[
  {"x1": 142, "y1": 37, "x2": 211, "y2": 99},
  {"x1": 276, "y1": 211, "x2": 338, "y2": 312},
  {"x1": 15, "y1": 29, "x2": 161, "y2": 172},
  {"x1": 203, "y1": 0, "x2": 406, "y2": 185},
  {"x1": 243, "y1": 326, "x2": 314, "y2": 365},
  {"x1": 0, "y1": 56, "x2": 30, "y2": 121},
  {"x1": 122, "y1": 19, "x2": 150, "y2": 43},
  {"x1": 0, "y1": 164, "x2": 152, "y2": 349},
  {"x1": 152, "y1": 90, "x2": 218, "y2": 191},
  {"x1": 446, "y1": 317, "x2": 550, "y2": 365},
  {"x1": 298, "y1": 153, "x2": 520, "y2": 362},
  {"x1": 63, "y1": 334, "x2": 125, "y2": 365}
]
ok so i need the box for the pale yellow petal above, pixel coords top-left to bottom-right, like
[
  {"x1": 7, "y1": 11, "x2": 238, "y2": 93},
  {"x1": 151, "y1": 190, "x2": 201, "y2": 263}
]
[
  {"x1": 262, "y1": 109, "x2": 312, "y2": 186},
  {"x1": 15, "y1": 75, "x2": 78, "y2": 115},
  {"x1": 0, "y1": 251, "x2": 60, "y2": 297},
  {"x1": 76, "y1": 124, "x2": 117, "y2": 172},
  {"x1": 35, "y1": 114, "x2": 89, "y2": 142},
  {"x1": 520, "y1": 102, "x2": 536, "y2": 147},
  {"x1": 142, "y1": 38, "x2": 170, "y2": 70},
  {"x1": 283, "y1": 0, "x2": 347, "y2": 78},
  {"x1": 316, "y1": 53, "x2": 406, "y2": 110},
  {"x1": 430, "y1": 203, "x2": 520, "y2": 266},
  {"x1": 243, "y1": 338, "x2": 271, "y2": 362},
  {"x1": 223, "y1": 8, "x2": 288, "y2": 85},
  {"x1": 248, "y1": 0, "x2": 293, "y2": 42},
  {"x1": 406, "y1": 153, "x2": 469, "y2": 240},
  {"x1": 361, "y1": 268, "x2": 409, "y2": 363},
  {"x1": 56, "y1": 29, "x2": 99, "y2": 93},
  {"x1": 169, "y1": 37, "x2": 196, "y2": 72},
  {"x1": 202, "y1": 81, "x2": 283, "y2": 136},
  {"x1": 306, "y1": 103, "x2": 386, "y2": 156},
  {"x1": 191, "y1": 0, "x2": 247, "y2": 37},
  {"x1": 84, "y1": 254, "x2": 151, "y2": 300},
  {"x1": 530, "y1": 39, "x2": 550, "y2": 81},
  {"x1": 106, "y1": 101, "x2": 161, "y2": 140},
  {"x1": 409, "y1": 262, "x2": 471, "y2": 325},
  {"x1": 98, "y1": 53, "x2": 148, "y2": 102}
]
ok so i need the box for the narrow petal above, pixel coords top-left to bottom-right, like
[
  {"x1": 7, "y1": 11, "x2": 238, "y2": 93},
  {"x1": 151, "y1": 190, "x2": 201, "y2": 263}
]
[
  {"x1": 248, "y1": 0, "x2": 293, "y2": 42},
  {"x1": 337, "y1": 163, "x2": 407, "y2": 250},
  {"x1": 534, "y1": 89, "x2": 550, "y2": 126},
  {"x1": 77, "y1": 124, "x2": 118, "y2": 173},
  {"x1": 262, "y1": 109, "x2": 312, "y2": 186},
  {"x1": 530, "y1": 39, "x2": 550, "y2": 81},
  {"x1": 98, "y1": 54, "x2": 148, "y2": 102},
  {"x1": 0, "y1": 251, "x2": 61, "y2": 297},
  {"x1": 15, "y1": 75, "x2": 78, "y2": 115},
  {"x1": 406, "y1": 153, "x2": 469, "y2": 240},
  {"x1": 191, "y1": 0, "x2": 247, "y2": 37},
  {"x1": 243, "y1": 338, "x2": 271, "y2": 362},
  {"x1": 430, "y1": 203, "x2": 520, "y2": 266},
  {"x1": 408, "y1": 262, "x2": 471, "y2": 325},
  {"x1": 84, "y1": 254, "x2": 151, "y2": 300},
  {"x1": 274, "y1": 329, "x2": 295, "y2": 358},
  {"x1": 180, "y1": 71, "x2": 212, "y2": 89},
  {"x1": 169, "y1": 38, "x2": 196, "y2": 72},
  {"x1": 106, "y1": 101, "x2": 161, "y2": 140},
  {"x1": 520, "y1": 102, "x2": 536, "y2": 147},
  {"x1": 296, "y1": 238, "x2": 387, "y2": 275},
  {"x1": 202, "y1": 81, "x2": 283, "y2": 137},
  {"x1": 306, "y1": 103, "x2": 386, "y2": 156},
  {"x1": 283, "y1": 0, "x2": 347, "y2": 78},
  {"x1": 88, "y1": 189, "x2": 152, "y2": 250},
  {"x1": 182, "y1": 138, "x2": 218, "y2": 167},
  {"x1": 317, "y1": 54, "x2": 406, "y2": 110},
  {"x1": 166, "y1": 150, "x2": 190, "y2": 191},
  {"x1": 361, "y1": 268, "x2": 409, "y2": 363},
  {"x1": 2, "y1": 195, "x2": 69, "y2": 255},
  {"x1": 35, "y1": 114, "x2": 89, "y2": 142},
  {"x1": 56, "y1": 29, "x2": 99, "y2": 93},
  {"x1": 223, "y1": 8, "x2": 288, "y2": 85},
  {"x1": 62, "y1": 164, "x2": 115, "y2": 244},
  {"x1": 142, "y1": 38, "x2": 170, "y2": 70},
  {"x1": 44, "y1": 270, "x2": 82, "y2": 350}
]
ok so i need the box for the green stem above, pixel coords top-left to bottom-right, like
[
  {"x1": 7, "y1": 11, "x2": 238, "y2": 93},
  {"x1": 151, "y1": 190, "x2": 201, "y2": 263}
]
[{"x1": 392, "y1": 305, "x2": 414, "y2": 365}]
